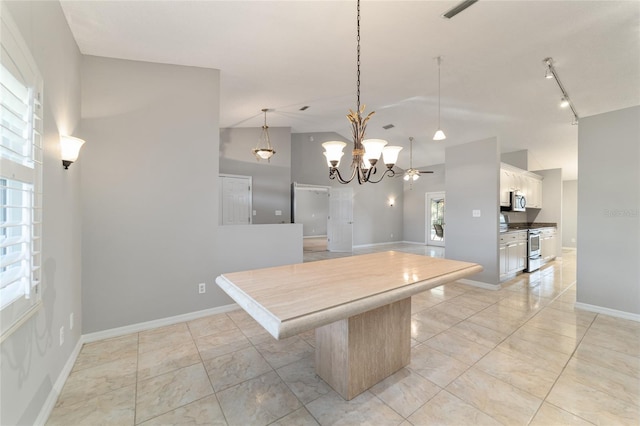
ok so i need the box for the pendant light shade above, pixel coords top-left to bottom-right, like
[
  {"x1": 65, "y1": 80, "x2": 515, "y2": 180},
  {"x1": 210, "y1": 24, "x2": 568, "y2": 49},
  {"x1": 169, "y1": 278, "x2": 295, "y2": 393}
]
[
  {"x1": 433, "y1": 56, "x2": 446, "y2": 141},
  {"x1": 252, "y1": 108, "x2": 276, "y2": 162}
]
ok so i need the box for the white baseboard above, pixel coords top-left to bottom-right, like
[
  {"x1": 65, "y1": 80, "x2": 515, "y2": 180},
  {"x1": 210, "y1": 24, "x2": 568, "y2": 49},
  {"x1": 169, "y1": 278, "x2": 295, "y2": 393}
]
[
  {"x1": 34, "y1": 338, "x2": 83, "y2": 425},
  {"x1": 457, "y1": 278, "x2": 501, "y2": 291},
  {"x1": 401, "y1": 240, "x2": 425, "y2": 245},
  {"x1": 353, "y1": 241, "x2": 403, "y2": 249},
  {"x1": 83, "y1": 304, "x2": 239, "y2": 343},
  {"x1": 574, "y1": 302, "x2": 640, "y2": 322}
]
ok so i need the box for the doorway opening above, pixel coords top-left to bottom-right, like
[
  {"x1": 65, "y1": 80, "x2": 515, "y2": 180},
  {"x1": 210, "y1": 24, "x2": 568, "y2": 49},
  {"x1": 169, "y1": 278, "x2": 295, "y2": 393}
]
[
  {"x1": 292, "y1": 183, "x2": 330, "y2": 252},
  {"x1": 426, "y1": 191, "x2": 445, "y2": 247}
]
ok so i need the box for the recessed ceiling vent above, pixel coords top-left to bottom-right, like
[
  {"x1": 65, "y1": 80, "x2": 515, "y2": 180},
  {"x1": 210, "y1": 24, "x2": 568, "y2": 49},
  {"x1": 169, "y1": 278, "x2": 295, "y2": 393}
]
[
  {"x1": 442, "y1": 0, "x2": 479, "y2": 19},
  {"x1": 382, "y1": 124, "x2": 395, "y2": 130}
]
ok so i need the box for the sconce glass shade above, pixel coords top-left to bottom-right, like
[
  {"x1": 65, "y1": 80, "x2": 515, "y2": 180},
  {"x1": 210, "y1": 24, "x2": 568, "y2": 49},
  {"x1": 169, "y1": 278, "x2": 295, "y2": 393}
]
[
  {"x1": 362, "y1": 138, "x2": 387, "y2": 164},
  {"x1": 322, "y1": 141, "x2": 347, "y2": 167},
  {"x1": 382, "y1": 145, "x2": 402, "y2": 167},
  {"x1": 60, "y1": 135, "x2": 86, "y2": 169}
]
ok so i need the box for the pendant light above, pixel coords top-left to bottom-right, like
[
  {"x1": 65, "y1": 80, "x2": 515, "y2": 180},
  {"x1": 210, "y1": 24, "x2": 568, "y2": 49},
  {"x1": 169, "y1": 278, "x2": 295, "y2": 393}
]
[
  {"x1": 321, "y1": 0, "x2": 402, "y2": 184},
  {"x1": 433, "y1": 56, "x2": 446, "y2": 141},
  {"x1": 252, "y1": 108, "x2": 276, "y2": 162}
]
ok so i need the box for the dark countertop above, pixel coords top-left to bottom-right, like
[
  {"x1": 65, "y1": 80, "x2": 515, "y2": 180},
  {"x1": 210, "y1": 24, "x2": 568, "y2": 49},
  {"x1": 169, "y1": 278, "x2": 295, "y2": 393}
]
[{"x1": 506, "y1": 222, "x2": 557, "y2": 231}]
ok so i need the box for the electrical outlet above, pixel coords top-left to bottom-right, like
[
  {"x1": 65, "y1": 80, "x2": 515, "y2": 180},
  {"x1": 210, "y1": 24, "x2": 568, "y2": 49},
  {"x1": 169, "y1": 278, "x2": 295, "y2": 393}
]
[
  {"x1": 198, "y1": 283, "x2": 206, "y2": 294},
  {"x1": 59, "y1": 326, "x2": 64, "y2": 346},
  {"x1": 70, "y1": 313, "x2": 74, "y2": 330}
]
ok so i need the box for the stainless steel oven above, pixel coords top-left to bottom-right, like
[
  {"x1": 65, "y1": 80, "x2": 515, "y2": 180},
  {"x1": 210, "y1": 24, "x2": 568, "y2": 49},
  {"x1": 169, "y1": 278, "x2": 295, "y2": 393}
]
[{"x1": 526, "y1": 230, "x2": 542, "y2": 272}]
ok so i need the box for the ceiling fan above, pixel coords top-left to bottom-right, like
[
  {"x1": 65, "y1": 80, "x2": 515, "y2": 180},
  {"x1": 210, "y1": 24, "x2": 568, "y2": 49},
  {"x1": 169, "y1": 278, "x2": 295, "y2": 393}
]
[{"x1": 403, "y1": 137, "x2": 433, "y2": 183}]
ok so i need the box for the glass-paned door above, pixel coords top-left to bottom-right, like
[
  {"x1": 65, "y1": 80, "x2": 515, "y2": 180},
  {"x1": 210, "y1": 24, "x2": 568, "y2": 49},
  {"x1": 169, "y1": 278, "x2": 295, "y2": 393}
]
[{"x1": 426, "y1": 192, "x2": 445, "y2": 247}]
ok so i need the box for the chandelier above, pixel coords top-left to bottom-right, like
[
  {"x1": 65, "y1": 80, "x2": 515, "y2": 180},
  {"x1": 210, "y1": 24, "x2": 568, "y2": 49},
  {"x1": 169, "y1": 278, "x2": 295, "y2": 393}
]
[
  {"x1": 321, "y1": 0, "x2": 402, "y2": 184},
  {"x1": 252, "y1": 108, "x2": 276, "y2": 162}
]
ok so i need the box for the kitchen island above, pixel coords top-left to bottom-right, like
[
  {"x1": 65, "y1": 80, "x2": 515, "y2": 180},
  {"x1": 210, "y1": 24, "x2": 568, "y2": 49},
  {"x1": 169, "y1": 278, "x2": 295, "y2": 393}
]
[{"x1": 216, "y1": 251, "x2": 482, "y2": 400}]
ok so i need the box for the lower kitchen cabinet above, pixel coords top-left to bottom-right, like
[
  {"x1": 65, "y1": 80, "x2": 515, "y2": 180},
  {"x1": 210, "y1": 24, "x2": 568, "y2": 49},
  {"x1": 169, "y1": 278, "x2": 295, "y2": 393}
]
[
  {"x1": 500, "y1": 231, "x2": 527, "y2": 280},
  {"x1": 540, "y1": 227, "x2": 557, "y2": 262}
]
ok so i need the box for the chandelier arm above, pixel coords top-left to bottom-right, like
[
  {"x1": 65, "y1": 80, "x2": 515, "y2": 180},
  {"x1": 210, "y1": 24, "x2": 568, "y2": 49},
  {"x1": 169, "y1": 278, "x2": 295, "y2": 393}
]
[
  {"x1": 329, "y1": 164, "x2": 358, "y2": 184},
  {"x1": 366, "y1": 168, "x2": 396, "y2": 184}
]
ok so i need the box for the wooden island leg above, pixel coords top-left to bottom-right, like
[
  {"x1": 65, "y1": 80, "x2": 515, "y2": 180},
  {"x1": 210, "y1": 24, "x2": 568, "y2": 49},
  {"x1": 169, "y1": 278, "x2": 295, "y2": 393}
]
[{"x1": 314, "y1": 298, "x2": 411, "y2": 400}]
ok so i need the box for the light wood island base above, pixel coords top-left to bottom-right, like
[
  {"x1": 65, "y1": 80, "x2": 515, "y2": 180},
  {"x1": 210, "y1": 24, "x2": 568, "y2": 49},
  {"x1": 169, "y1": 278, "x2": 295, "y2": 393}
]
[{"x1": 315, "y1": 298, "x2": 411, "y2": 400}]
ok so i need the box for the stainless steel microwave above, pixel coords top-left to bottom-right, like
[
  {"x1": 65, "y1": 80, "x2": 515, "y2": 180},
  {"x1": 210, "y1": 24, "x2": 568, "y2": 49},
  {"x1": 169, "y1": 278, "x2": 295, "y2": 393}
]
[{"x1": 510, "y1": 191, "x2": 526, "y2": 211}]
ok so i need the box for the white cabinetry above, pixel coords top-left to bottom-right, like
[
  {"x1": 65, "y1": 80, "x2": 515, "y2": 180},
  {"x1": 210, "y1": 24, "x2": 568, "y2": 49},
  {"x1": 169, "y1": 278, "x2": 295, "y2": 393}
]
[
  {"x1": 500, "y1": 163, "x2": 543, "y2": 209},
  {"x1": 500, "y1": 231, "x2": 527, "y2": 280},
  {"x1": 540, "y1": 227, "x2": 557, "y2": 262}
]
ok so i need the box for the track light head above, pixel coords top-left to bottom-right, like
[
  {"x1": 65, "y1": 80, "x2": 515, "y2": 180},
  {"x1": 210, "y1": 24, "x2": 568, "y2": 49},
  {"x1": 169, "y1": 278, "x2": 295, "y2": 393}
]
[{"x1": 560, "y1": 97, "x2": 570, "y2": 108}]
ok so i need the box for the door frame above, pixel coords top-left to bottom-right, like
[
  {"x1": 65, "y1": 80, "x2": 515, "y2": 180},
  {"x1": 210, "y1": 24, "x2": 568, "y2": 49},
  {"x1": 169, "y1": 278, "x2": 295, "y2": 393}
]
[{"x1": 425, "y1": 191, "x2": 445, "y2": 247}]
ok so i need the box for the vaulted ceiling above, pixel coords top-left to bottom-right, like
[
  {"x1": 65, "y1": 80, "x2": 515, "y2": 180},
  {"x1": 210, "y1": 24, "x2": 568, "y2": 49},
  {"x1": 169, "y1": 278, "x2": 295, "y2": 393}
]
[{"x1": 60, "y1": 0, "x2": 640, "y2": 180}]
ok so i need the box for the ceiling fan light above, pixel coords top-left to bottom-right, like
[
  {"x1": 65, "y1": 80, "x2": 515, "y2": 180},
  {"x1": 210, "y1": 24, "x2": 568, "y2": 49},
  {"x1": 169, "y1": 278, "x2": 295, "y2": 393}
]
[
  {"x1": 545, "y1": 68, "x2": 553, "y2": 79},
  {"x1": 412, "y1": 174, "x2": 420, "y2": 181},
  {"x1": 403, "y1": 174, "x2": 411, "y2": 181},
  {"x1": 433, "y1": 129, "x2": 446, "y2": 141}
]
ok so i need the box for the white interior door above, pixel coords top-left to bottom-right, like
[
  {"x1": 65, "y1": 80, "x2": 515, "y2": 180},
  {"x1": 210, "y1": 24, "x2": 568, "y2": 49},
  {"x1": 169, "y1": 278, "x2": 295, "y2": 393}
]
[
  {"x1": 220, "y1": 174, "x2": 252, "y2": 225},
  {"x1": 426, "y1": 191, "x2": 445, "y2": 247},
  {"x1": 328, "y1": 187, "x2": 353, "y2": 252}
]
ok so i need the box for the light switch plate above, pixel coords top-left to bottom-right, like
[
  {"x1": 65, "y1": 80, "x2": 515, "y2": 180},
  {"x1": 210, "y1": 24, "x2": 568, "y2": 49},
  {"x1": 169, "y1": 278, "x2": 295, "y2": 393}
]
[{"x1": 472, "y1": 209, "x2": 481, "y2": 217}]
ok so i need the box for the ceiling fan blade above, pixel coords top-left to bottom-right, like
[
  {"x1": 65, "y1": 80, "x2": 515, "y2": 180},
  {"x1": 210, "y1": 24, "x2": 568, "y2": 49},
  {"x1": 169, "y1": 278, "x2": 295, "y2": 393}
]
[{"x1": 417, "y1": 170, "x2": 434, "y2": 174}]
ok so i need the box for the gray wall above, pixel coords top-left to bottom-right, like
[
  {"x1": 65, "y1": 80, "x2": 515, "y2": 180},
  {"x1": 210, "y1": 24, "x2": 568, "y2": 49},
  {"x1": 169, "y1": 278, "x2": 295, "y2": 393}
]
[
  {"x1": 1, "y1": 2, "x2": 83, "y2": 425},
  {"x1": 577, "y1": 106, "x2": 640, "y2": 315},
  {"x1": 562, "y1": 180, "x2": 578, "y2": 248},
  {"x1": 220, "y1": 127, "x2": 292, "y2": 224},
  {"x1": 291, "y1": 132, "x2": 404, "y2": 246},
  {"x1": 501, "y1": 150, "x2": 529, "y2": 170},
  {"x1": 445, "y1": 137, "x2": 501, "y2": 285},
  {"x1": 532, "y1": 168, "x2": 563, "y2": 255},
  {"x1": 80, "y1": 56, "x2": 223, "y2": 332},
  {"x1": 294, "y1": 186, "x2": 329, "y2": 237},
  {"x1": 402, "y1": 163, "x2": 446, "y2": 243}
]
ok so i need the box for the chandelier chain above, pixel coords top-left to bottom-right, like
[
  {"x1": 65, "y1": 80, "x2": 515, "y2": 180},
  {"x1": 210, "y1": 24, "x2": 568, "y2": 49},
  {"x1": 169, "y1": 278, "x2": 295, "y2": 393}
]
[{"x1": 356, "y1": 0, "x2": 361, "y2": 113}]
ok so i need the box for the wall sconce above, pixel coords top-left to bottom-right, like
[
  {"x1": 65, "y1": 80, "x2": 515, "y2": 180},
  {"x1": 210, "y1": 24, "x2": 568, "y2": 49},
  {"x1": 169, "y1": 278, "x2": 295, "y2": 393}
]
[
  {"x1": 388, "y1": 198, "x2": 395, "y2": 207},
  {"x1": 60, "y1": 135, "x2": 86, "y2": 169}
]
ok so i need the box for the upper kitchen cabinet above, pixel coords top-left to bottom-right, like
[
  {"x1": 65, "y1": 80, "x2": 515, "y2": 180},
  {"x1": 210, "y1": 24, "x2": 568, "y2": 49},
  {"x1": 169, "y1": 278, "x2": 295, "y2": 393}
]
[{"x1": 500, "y1": 163, "x2": 543, "y2": 209}]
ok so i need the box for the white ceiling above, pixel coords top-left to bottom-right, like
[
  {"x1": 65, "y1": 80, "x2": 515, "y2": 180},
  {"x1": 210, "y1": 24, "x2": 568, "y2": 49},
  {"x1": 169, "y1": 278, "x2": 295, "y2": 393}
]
[{"x1": 60, "y1": 0, "x2": 640, "y2": 180}]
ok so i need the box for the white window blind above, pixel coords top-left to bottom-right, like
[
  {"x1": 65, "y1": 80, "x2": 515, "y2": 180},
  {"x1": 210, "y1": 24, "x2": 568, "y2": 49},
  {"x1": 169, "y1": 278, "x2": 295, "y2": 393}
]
[{"x1": 1, "y1": 4, "x2": 43, "y2": 341}]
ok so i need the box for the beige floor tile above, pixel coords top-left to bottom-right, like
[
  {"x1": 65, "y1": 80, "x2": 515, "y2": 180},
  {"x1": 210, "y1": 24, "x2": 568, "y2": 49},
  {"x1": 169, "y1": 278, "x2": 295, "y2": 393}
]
[
  {"x1": 56, "y1": 355, "x2": 137, "y2": 408},
  {"x1": 411, "y1": 316, "x2": 449, "y2": 342},
  {"x1": 137, "y1": 394, "x2": 226, "y2": 425},
  {"x1": 560, "y1": 357, "x2": 639, "y2": 406},
  {"x1": 574, "y1": 341, "x2": 640, "y2": 378},
  {"x1": 138, "y1": 323, "x2": 193, "y2": 354},
  {"x1": 138, "y1": 340, "x2": 201, "y2": 380},
  {"x1": 408, "y1": 344, "x2": 469, "y2": 388},
  {"x1": 427, "y1": 300, "x2": 482, "y2": 320},
  {"x1": 407, "y1": 390, "x2": 501, "y2": 426},
  {"x1": 297, "y1": 328, "x2": 316, "y2": 347},
  {"x1": 369, "y1": 368, "x2": 441, "y2": 418},
  {"x1": 255, "y1": 335, "x2": 314, "y2": 369},
  {"x1": 546, "y1": 369, "x2": 639, "y2": 425},
  {"x1": 495, "y1": 292, "x2": 551, "y2": 313},
  {"x1": 270, "y1": 407, "x2": 319, "y2": 426},
  {"x1": 529, "y1": 402, "x2": 594, "y2": 426},
  {"x1": 46, "y1": 385, "x2": 136, "y2": 426},
  {"x1": 580, "y1": 326, "x2": 640, "y2": 358},
  {"x1": 204, "y1": 346, "x2": 272, "y2": 392},
  {"x1": 447, "y1": 320, "x2": 509, "y2": 348},
  {"x1": 592, "y1": 314, "x2": 640, "y2": 336},
  {"x1": 512, "y1": 323, "x2": 581, "y2": 355},
  {"x1": 494, "y1": 335, "x2": 570, "y2": 374},
  {"x1": 413, "y1": 306, "x2": 464, "y2": 328},
  {"x1": 446, "y1": 293, "x2": 495, "y2": 311},
  {"x1": 474, "y1": 349, "x2": 559, "y2": 399},
  {"x1": 423, "y1": 330, "x2": 492, "y2": 365},
  {"x1": 186, "y1": 313, "x2": 239, "y2": 339},
  {"x1": 195, "y1": 327, "x2": 252, "y2": 361},
  {"x1": 135, "y1": 363, "x2": 213, "y2": 424},
  {"x1": 217, "y1": 371, "x2": 301, "y2": 426},
  {"x1": 72, "y1": 334, "x2": 138, "y2": 372},
  {"x1": 467, "y1": 309, "x2": 524, "y2": 335},
  {"x1": 306, "y1": 390, "x2": 404, "y2": 426},
  {"x1": 446, "y1": 367, "x2": 542, "y2": 425},
  {"x1": 275, "y1": 355, "x2": 331, "y2": 404}
]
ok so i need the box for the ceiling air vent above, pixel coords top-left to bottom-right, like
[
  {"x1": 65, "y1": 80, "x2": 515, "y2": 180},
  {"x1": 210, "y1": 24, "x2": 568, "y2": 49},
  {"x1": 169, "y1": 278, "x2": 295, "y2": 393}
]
[
  {"x1": 299, "y1": 106, "x2": 310, "y2": 111},
  {"x1": 382, "y1": 124, "x2": 395, "y2": 130},
  {"x1": 442, "y1": 0, "x2": 479, "y2": 19}
]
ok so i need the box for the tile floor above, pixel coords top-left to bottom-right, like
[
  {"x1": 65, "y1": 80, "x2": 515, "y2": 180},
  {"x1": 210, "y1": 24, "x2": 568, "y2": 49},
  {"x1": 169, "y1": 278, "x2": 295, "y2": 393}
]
[{"x1": 46, "y1": 245, "x2": 639, "y2": 425}]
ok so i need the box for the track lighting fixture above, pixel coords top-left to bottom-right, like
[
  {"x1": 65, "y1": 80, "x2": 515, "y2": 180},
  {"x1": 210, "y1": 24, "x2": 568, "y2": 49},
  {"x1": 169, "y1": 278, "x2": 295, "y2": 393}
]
[{"x1": 543, "y1": 57, "x2": 579, "y2": 125}]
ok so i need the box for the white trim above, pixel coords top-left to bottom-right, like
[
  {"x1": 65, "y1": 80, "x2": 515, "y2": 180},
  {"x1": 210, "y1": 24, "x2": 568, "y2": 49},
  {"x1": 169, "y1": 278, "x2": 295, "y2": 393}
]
[
  {"x1": 83, "y1": 304, "x2": 239, "y2": 343},
  {"x1": 303, "y1": 235, "x2": 327, "y2": 239},
  {"x1": 574, "y1": 302, "x2": 640, "y2": 323},
  {"x1": 457, "y1": 278, "x2": 501, "y2": 291},
  {"x1": 401, "y1": 240, "x2": 425, "y2": 245},
  {"x1": 352, "y1": 241, "x2": 403, "y2": 249},
  {"x1": 33, "y1": 338, "x2": 83, "y2": 426}
]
